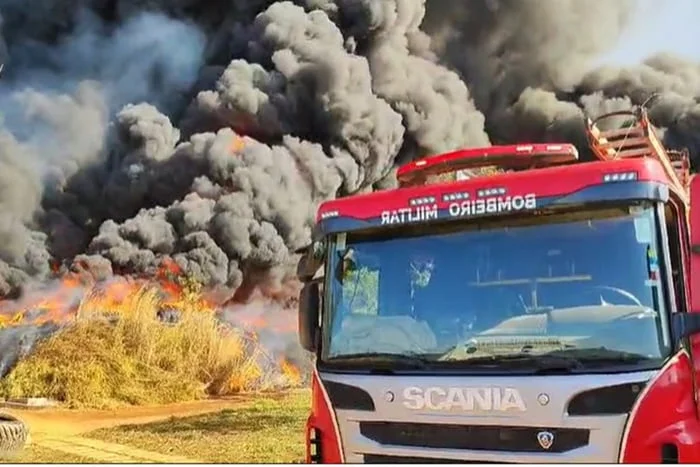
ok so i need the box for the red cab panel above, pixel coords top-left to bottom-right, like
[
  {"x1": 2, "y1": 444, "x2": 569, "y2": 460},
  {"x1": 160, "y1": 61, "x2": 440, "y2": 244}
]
[
  {"x1": 306, "y1": 370, "x2": 344, "y2": 463},
  {"x1": 620, "y1": 351, "x2": 700, "y2": 462}
]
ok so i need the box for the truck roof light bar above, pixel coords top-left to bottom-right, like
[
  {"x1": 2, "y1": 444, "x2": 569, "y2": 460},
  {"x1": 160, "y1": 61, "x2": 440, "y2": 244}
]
[
  {"x1": 442, "y1": 192, "x2": 470, "y2": 202},
  {"x1": 397, "y1": 143, "x2": 579, "y2": 188},
  {"x1": 478, "y1": 188, "x2": 507, "y2": 197},
  {"x1": 603, "y1": 172, "x2": 637, "y2": 182},
  {"x1": 409, "y1": 196, "x2": 437, "y2": 206}
]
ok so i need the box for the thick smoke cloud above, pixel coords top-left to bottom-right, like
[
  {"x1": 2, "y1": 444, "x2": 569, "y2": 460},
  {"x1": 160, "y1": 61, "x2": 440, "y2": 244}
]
[{"x1": 0, "y1": 0, "x2": 698, "y2": 301}]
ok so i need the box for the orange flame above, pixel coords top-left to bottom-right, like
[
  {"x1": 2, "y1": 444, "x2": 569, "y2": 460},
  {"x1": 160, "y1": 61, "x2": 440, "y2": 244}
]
[
  {"x1": 280, "y1": 357, "x2": 302, "y2": 386},
  {"x1": 0, "y1": 263, "x2": 305, "y2": 387},
  {"x1": 0, "y1": 260, "x2": 212, "y2": 329},
  {"x1": 230, "y1": 135, "x2": 246, "y2": 153},
  {"x1": 156, "y1": 257, "x2": 184, "y2": 298}
]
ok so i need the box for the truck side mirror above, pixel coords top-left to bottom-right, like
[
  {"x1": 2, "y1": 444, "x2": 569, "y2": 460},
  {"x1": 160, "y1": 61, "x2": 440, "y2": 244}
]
[
  {"x1": 672, "y1": 313, "x2": 700, "y2": 340},
  {"x1": 335, "y1": 247, "x2": 357, "y2": 284},
  {"x1": 298, "y1": 280, "x2": 321, "y2": 352},
  {"x1": 297, "y1": 240, "x2": 326, "y2": 282}
]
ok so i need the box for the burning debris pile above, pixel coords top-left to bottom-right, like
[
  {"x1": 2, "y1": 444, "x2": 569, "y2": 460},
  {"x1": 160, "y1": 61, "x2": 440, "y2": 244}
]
[
  {"x1": 0, "y1": 0, "x2": 699, "y2": 402},
  {"x1": 0, "y1": 262, "x2": 307, "y2": 407}
]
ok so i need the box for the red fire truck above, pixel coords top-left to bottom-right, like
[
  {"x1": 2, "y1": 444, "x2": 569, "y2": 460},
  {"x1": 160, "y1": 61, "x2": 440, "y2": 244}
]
[{"x1": 296, "y1": 107, "x2": 700, "y2": 463}]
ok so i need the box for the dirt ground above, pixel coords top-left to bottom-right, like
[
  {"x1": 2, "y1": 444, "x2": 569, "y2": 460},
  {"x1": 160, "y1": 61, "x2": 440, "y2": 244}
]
[
  {"x1": 4, "y1": 393, "x2": 297, "y2": 463},
  {"x1": 4, "y1": 395, "x2": 256, "y2": 437}
]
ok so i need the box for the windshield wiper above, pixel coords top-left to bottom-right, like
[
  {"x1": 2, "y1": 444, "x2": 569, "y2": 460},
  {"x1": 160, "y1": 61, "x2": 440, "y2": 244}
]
[
  {"x1": 454, "y1": 353, "x2": 586, "y2": 374},
  {"x1": 544, "y1": 347, "x2": 653, "y2": 366},
  {"x1": 324, "y1": 352, "x2": 429, "y2": 370},
  {"x1": 446, "y1": 347, "x2": 654, "y2": 373}
]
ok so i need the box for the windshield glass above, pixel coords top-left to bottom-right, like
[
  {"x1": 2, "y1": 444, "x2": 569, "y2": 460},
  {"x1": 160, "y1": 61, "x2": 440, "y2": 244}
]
[{"x1": 321, "y1": 203, "x2": 672, "y2": 373}]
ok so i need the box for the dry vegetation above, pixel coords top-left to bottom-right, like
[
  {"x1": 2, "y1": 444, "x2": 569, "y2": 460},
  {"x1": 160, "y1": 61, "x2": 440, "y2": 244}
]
[
  {"x1": 0, "y1": 278, "x2": 295, "y2": 409},
  {"x1": 12, "y1": 391, "x2": 309, "y2": 463},
  {"x1": 13, "y1": 445, "x2": 95, "y2": 464},
  {"x1": 90, "y1": 391, "x2": 309, "y2": 463}
]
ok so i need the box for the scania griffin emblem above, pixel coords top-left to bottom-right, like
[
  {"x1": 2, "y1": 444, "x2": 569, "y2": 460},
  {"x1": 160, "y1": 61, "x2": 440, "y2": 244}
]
[
  {"x1": 537, "y1": 431, "x2": 555, "y2": 450},
  {"x1": 537, "y1": 393, "x2": 550, "y2": 406}
]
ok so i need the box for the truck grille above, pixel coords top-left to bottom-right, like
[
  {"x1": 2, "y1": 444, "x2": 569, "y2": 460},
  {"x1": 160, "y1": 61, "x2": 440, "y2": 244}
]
[
  {"x1": 359, "y1": 422, "x2": 589, "y2": 453},
  {"x1": 364, "y1": 454, "x2": 508, "y2": 463}
]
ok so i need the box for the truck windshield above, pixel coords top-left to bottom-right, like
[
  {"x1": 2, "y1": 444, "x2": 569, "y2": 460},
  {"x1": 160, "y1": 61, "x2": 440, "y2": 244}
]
[{"x1": 321, "y1": 203, "x2": 672, "y2": 373}]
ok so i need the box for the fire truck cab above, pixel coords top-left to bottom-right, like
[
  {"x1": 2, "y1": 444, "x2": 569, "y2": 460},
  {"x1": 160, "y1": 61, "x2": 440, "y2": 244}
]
[{"x1": 297, "y1": 108, "x2": 700, "y2": 463}]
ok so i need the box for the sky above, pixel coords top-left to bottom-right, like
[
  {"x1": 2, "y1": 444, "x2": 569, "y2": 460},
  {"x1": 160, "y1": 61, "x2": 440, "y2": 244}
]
[{"x1": 596, "y1": 0, "x2": 700, "y2": 65}]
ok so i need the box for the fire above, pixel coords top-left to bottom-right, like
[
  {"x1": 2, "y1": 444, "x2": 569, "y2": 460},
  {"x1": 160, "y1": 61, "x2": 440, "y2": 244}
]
[
  {"x1": 0, "y1": 311, "x2": 23, "y2": 329},
  {"x1": 0, "y1": 273, "x2": 84, "y2": 328},
  {"x1": 233, "y1": 312, "x2": 296, "y2": 334},
  {"x1": 219, "y1": 295, "x2": 308, "y2": 388},
  {"x1": 230, "y1": 135, "x2": 246, "y2": 153},
  {"x1": 280, "y1": 357, "x2": 302, "y2": 386},
  {"x1": 155, "y1": 257, "x2": 185, "y2": 298},
  {"x1": 0, "y1": 257, "x2": 209, "y2": 329},
  {"x1": 0, "y1": 260, "x2": 306, "y2": 394}
]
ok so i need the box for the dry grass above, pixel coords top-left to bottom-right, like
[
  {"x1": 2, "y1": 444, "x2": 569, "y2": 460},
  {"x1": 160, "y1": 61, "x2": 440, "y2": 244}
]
[
  {"x1": 89, "y1": 390, "x2": 309, "y2": 463},
  {"x1": 0, "y1": 280, "x2": 276, "y2": 408},
  {"x1": 11, "y1": 445, "x2": 95, "y2": 464}
]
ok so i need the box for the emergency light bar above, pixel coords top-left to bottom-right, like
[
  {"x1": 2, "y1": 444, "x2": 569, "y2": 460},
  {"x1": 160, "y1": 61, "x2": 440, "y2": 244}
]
[{"x1": 397, "y1": 143, "x2": 579, "y2": 187}]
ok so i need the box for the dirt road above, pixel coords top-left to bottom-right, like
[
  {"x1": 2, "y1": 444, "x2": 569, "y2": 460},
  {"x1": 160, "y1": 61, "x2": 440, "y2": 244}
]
[{"x1": 4, "y1": 395, "x2": 262, "y2": 463}]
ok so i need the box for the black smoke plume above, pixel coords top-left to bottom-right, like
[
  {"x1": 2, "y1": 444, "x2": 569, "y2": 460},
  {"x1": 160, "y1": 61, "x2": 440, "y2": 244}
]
[{"x1": 0, "y1": 0, "x2": 697, "y2": 301}]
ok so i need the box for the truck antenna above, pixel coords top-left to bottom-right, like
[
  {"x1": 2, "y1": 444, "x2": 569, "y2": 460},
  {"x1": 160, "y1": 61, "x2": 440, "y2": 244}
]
[
  {"x1": 640, "y1": 92, "x2": 660, "y2": 110},
  {"x1": 612, "y1": 92, "x2": 660, "y2": 159}
]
